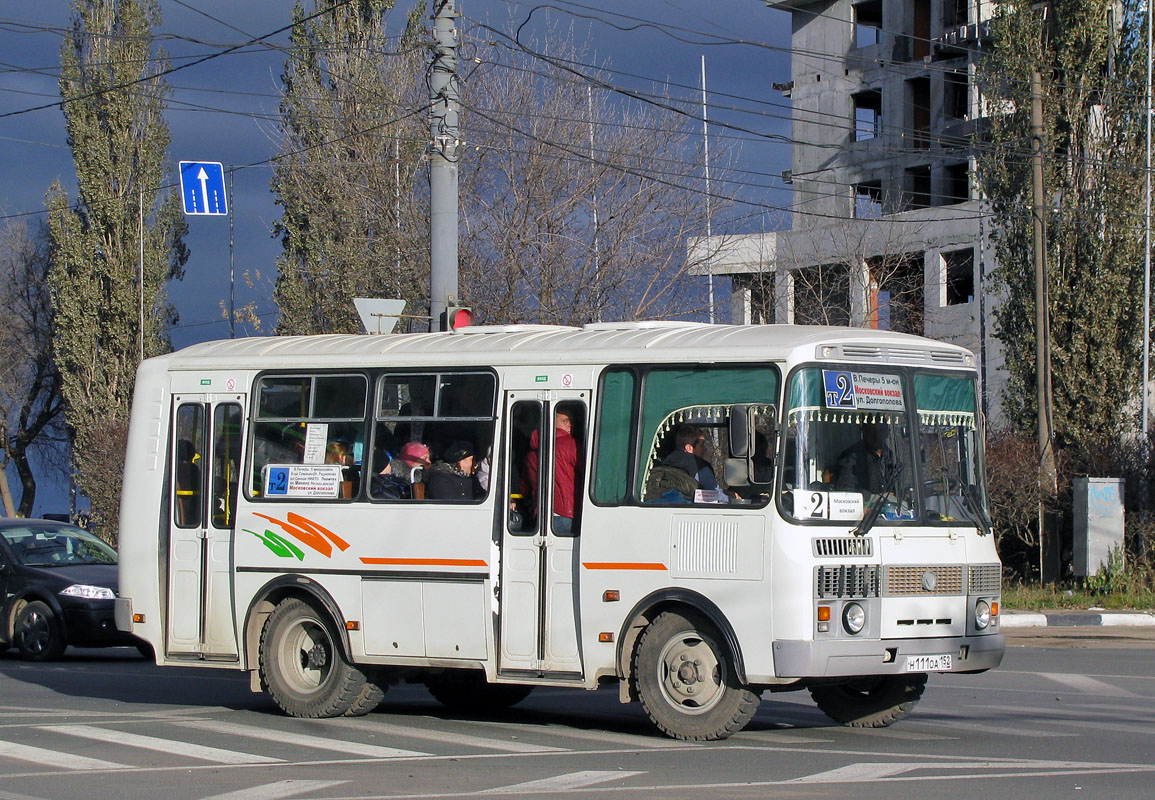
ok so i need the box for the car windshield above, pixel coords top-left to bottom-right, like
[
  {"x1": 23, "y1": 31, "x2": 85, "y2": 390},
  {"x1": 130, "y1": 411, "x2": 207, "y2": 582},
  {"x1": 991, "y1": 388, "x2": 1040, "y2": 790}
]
[{"x1": 1, "y1": 525, "x2": 116, "y2": 566}]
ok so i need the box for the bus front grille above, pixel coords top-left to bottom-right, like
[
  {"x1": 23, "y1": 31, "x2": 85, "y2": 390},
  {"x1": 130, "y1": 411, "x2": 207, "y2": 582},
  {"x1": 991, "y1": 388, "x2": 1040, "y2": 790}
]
[
  {"x1": 885, "y1": 565, "x2": 964, "y2": 596},
  {"x1": 816, "y1": 564, "x2": 880, "y2": 598}
]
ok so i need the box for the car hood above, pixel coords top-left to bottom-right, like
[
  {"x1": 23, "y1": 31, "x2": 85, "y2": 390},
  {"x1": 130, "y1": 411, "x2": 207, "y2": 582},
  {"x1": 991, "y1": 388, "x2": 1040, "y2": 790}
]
[{"x1": 21, "y1": 562, "x2": 119, "y2": 592}]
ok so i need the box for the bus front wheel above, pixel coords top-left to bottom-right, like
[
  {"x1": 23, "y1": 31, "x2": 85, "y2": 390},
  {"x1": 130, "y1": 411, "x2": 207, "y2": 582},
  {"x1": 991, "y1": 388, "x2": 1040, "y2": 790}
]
[
  {"x1": 809, "y1": 673, "x2": 927, "y2": 727},
  {"x1": 633, "y1": 609, "x2": 760, "y2": 740},
  {"x1": 259, "y1": 597, "x2": 383, "y2": 718}
]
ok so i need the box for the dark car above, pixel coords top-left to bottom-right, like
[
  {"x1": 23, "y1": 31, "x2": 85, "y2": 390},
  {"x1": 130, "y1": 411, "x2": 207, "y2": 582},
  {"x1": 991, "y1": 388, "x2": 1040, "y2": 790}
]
[{"x1": 0, "y1": 519, "x2": 140, "y2": 660}]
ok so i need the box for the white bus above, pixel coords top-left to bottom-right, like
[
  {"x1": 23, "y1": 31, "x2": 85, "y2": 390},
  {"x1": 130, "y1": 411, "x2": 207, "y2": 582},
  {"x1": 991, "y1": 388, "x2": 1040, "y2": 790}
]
[{"x1": 115, "y1": 322, "x2": 1003, "y2": 740}]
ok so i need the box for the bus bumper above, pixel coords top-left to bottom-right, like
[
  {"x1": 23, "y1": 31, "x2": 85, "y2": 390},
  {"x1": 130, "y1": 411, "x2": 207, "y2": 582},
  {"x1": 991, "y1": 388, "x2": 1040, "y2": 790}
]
[{"x1": 772, "y1": 633, "x2": 1005, "y2": 678}]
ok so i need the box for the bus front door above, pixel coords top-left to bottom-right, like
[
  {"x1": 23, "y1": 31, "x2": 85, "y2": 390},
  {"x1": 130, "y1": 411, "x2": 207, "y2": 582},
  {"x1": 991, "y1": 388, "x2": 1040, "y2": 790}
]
[
  {"x1": 166, "y1": 396, "x2": 244, "y2": 659},
  {"x1": 498, "y1": 391, "x2": 586, "y2": 677}
]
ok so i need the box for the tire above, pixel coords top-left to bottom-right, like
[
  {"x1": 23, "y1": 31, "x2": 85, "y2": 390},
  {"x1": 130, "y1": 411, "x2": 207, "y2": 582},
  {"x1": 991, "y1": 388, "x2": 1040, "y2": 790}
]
[
  {"x1": 258, "y1": 597, "x2": 384, "y2": 718},
  {"x1": 425, "y1": 671, "x2": 533, "y2": 713},
  {"x1": 809, "y1": 673, "x2": 928, "y2": 728},
  {"x1": 15, "y1": 601, "x2": 67, "y2": 661},
  {"x1": 633, "y1": 609, "x2": 760, "y2": 741}
]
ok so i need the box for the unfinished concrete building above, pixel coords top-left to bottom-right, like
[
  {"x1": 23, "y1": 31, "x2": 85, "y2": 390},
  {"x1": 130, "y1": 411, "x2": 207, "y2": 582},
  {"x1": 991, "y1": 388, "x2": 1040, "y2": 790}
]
[{"x1": 692, "y1": 0, "x2": 1006, "y2": 422}]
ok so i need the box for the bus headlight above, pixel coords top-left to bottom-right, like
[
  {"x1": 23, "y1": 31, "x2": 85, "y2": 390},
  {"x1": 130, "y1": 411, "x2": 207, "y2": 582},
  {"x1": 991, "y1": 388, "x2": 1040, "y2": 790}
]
[
  {"x1": 842, "y1": 602, "x2": 866, "y2": 635},
  {"x1": 975, "y1": 599, "x2": 991, "y2": 630}
]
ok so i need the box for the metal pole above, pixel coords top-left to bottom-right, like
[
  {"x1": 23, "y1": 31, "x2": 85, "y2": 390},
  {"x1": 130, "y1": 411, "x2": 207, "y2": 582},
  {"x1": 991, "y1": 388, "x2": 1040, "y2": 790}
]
[
  {"x1": 701, "y1": 54, "x2": 715, "y2": 324},
  {"x1": 229, "y1": 169, "x2": 235, "y2": 339},
  {"x1": 1144, "y1": 3, "x2": 1152, "y2": 434},
  {"x1": 1031, "y1": 70, "x2": 1057, "y2": 580},
  {"x1": 588, "y1": 86, "x2": 601, "y2": 321},
  {"x1": 139, "y1": 189, "x2": 144, "y2": 361},
  {"x1": 428, "y1": 0, "x2": 460, "y2": 331}
]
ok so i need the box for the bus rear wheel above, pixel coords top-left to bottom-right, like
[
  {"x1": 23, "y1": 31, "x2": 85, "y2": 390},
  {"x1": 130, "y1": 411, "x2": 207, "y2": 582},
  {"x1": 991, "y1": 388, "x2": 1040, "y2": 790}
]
[
  {"x1": 809, "y1": 673, "x2": 927, "y2": 728},
  {"x1": 259, "y1": 597, "x2": 383, "y2": 718},
  {"x1": 633, "y1": 609, "x2": 760, "y2": 741}
]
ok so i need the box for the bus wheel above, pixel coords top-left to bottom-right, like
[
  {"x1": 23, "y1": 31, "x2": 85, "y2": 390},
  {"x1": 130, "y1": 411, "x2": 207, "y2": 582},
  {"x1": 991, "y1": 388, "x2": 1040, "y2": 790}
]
[
  {"x1": 809, "y1": 674, "x2": 927, "y2": 728},
  {"x1": 259, "y1": 597, "x2": 383, "y2": 718},
  {"x1": 425, "y1": 671, "x2": 533, "y2": 713},
  {"x1": 633, "y1": 609, "x2": 760, "y2": 741}
]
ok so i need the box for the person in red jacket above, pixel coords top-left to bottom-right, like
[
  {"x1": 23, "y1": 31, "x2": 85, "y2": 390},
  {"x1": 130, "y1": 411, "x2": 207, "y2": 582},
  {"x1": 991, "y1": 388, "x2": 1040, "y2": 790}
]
[{"x1": 525, "y1": 408, "x2": 580, "y2": 533}]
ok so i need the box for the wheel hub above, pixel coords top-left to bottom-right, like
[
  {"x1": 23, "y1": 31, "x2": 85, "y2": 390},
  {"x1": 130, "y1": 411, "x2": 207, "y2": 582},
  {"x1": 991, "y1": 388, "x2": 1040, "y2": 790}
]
[
  {"x1": 304, "y1": 643, "x2": 328, "y2": 670},
  {"x1": 658, "y1": 632, "x2": 724, "y2": 713}
]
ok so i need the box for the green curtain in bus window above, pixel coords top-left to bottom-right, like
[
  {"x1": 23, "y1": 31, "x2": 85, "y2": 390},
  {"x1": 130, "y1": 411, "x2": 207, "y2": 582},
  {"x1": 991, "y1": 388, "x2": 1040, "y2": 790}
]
[
  {"x1": 914, "y1": 373, "x2": 977, "y2": 413},
  {"x1": 788, "y1": 368, "x2": 825, "y2": 409},
  {"x1": 637, "y1": 366, "x2": 778, "y2": 494},
  {"x1": 593, "y1": 369, "x2": 635, "y2": 504}
]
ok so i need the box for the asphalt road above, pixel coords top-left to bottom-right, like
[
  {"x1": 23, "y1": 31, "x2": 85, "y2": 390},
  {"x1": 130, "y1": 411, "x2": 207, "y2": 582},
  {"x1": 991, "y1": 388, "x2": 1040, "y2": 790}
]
[{"x1": 1, "y1": 627, "x2": 1154, "y2": 800}]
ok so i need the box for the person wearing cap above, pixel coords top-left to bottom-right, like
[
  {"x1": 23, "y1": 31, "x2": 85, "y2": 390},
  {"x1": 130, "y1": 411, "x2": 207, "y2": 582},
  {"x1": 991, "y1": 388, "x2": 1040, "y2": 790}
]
[
  {"x1": 426, "y1": 441, "x2": 477, "y2": 500},
  {"x1": 370, "y1": 440, "x2": 431, "y2": 499}
]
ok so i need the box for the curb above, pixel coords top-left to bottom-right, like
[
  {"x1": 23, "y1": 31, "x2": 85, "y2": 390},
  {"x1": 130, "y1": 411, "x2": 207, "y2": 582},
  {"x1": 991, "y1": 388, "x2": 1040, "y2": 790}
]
[{"x1": 1000, "y1": 612, "x2": 1155, "y2": 628}]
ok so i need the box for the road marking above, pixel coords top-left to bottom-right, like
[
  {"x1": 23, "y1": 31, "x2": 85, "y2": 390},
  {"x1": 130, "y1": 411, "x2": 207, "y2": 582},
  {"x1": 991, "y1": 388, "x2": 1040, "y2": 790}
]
[
  {"x1": 0, "y1": 738, "x2": 130, "y2": 771},
  {"x1": 479, "y1": 770, "x2": 646, "y2": 794},
  {"x1": 790, "y1": 762, "x2": 935, "y2": 782},
  {"x1": 40, "y1": 725, "x2": 281, "y2": 764},
  {"x1": 173, "y1": 719, "x2": 429, "y2": 758},
  {"x1": 833, "y1": 726, "x2": 954, "y2": 741},
  {"x1": 1035, "y1": 672, "x2": 1138, "y2": 697},
  {"x1": 329, "y1": 718, "x2": 565, "y2": 753},
  {"x1": 731, "y1": 729, "x2": 835, "y2": 744},
  {"x1": 470, "y1": 720, "x2": 692, "y2": 749},
  {"x1": 910, "y1": 715, "x2": 1075, "y2": 738},
  {"x1": 200, "y1": 780, "x2": 348, "y2": 800}
]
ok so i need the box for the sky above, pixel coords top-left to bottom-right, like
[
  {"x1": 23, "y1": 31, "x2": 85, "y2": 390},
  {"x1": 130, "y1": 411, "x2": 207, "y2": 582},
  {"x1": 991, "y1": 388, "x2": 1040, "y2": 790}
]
[{"x1": 0, "y1": 0, "x2": 795, "y2": 514}]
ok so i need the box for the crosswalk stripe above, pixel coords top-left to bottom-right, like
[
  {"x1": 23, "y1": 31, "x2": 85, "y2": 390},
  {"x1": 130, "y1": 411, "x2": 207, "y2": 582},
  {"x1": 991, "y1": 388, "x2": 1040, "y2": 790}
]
[
  {"x1": 329, "y1": 718, "x2": 565, "y2": 753},
  {"x1": 40, "y1": 725, "x2": 281, "y2": 764},
  {"x1": 200, "y1": 780, "x2": 349, "y2": 800},
  {"x1": 1035, "y1": 673, "x2": 1138, "y2": 697},
  {"x1": 172, "y1": 719, "x2": 429, "y2": 758},
  {"x1": 0, "y1": 738, "x2": 131, "y2": 771},
  {"x1": 479, "y1": 770, "x2": 646, "y2": 794},
  {"x1": 472, "y1": 720, "x2": 693, "y2": 749}
]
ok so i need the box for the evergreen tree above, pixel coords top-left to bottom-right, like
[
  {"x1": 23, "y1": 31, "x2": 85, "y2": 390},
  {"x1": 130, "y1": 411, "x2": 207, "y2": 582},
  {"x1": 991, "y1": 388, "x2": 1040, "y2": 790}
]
[
  {"x1": 976, "y1": 0, "x2": 1148, "y2": 451},
  {"x1": 46, "y1": 0, "x2": 187, "y2": 537},
  {"x1": 271, "y1": 0, "x2": 428, "y2": 335}
]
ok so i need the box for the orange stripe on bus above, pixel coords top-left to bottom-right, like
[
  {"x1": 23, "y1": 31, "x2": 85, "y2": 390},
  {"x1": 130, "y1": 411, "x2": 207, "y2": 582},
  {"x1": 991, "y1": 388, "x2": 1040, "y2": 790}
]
[
  {"x1": 582, "y1": 562, "x2": 668, "y2": 571},
  {"x1": 359, "y1": 557, "x2": 489, "y2": 567}
]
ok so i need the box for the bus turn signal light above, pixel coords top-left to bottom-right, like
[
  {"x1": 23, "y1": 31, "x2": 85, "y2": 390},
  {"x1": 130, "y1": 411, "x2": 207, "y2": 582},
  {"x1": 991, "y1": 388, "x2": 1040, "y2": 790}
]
[
  {"x1": 599, "y1": 632, "x2": 614, "y2": 642},
  {"x1": 132, "y1": 613, "x2": 146, "y2": 623},
  {"x1": 603, "y1": 590, "x2": 620, "y2": 602},
  {"x1": 817, "y1": 606, "x2": 831, "y2": 621},
  {"x1": 346, "y1": 621, "x2": 360, "y2": 631}
]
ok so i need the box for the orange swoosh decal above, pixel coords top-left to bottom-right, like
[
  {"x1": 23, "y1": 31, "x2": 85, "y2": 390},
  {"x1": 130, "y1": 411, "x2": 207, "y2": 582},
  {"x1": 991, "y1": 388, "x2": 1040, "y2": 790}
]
[
  {"x1": 582, "y1": 562, "x2": 668, "y2": 571},
  {"x1": 360, "y1": 557, "x2": 488, "y2": 567},
  {"x1": 254, "y1": 512, "x2": 349, "y2": 558}
]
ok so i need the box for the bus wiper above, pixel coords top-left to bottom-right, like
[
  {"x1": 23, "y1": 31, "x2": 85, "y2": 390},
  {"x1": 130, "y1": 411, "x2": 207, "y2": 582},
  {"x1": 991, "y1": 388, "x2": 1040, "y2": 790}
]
[
  {"x1": 851, "y1": 460, "x2": 903, "y2": 538},
  {"x1": 958, "y1": 464, "x2": 993, "y2": 536}
]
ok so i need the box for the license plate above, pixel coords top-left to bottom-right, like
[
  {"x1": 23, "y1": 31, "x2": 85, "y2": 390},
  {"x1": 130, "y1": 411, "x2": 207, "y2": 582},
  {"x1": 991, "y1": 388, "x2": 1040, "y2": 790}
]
[{"x1": 905, "y1": 654, "x2": 952, "y2": 672}]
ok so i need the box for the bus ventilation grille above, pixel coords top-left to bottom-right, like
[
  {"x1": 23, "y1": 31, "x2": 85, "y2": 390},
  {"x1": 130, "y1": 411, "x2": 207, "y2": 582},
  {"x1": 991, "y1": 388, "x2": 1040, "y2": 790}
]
[
  {"x1": 813, "y1": 537, "x2": 873, "y2": 558},
  {"x1": 968, "y1": 563, "x2": 1002, "y2": 594},
  {"x1": 816, "y1": 565, "x2": 880, "y2": 599},
  {"x1": 886, "y1": 565, "x2": 964, "y2": 596}
]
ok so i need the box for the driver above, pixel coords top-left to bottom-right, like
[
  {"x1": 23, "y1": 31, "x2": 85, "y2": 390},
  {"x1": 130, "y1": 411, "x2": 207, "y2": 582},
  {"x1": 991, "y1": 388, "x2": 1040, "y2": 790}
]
[{"x1": 834, "y1": 421, "x2": 893, "y2": 494}]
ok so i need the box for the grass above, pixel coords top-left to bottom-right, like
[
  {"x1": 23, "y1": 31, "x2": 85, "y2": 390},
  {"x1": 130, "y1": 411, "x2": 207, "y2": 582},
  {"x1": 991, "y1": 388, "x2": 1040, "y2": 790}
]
[{"x1": 1002, "y1": 583, "x2": 1155, "y2": 613}]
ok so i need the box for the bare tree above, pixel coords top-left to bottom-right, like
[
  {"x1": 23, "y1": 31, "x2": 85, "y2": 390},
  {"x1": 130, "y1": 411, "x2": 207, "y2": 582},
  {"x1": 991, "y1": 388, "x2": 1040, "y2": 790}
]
[
  {"x1": 0, "y1": 219, "x2": 66, "y2": 517},
  {"x1": 458, "y1": 31, "x2": 722, "y2": 325}
]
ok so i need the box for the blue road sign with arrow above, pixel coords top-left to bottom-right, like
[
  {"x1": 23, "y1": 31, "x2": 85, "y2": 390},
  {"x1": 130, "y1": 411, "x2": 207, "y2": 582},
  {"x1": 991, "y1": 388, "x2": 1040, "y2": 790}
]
[{"x1": 179, "y1": 161, "x2": 228, "y2": 215}]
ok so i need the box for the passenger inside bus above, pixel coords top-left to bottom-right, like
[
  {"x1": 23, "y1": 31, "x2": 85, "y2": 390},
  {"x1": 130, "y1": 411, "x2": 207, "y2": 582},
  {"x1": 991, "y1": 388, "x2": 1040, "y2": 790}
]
[
  {"x1": 524, "y1": 406, "x2": 582, "y2": 534},
  {"x1": 370, "y1": 441, "x2": 431, "y2": 500},
  {"x1": 426, "y1": 441, "x2": 477, "y2": 500}
]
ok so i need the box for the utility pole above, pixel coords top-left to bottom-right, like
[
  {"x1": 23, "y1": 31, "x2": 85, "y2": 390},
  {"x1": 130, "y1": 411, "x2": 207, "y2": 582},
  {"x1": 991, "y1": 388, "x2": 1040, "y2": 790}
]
[
  {"x1": 1031, "y1": 70, "x2": 1057, "y2": 579},
  {"x1": 428, "y1": 0, "x2": 460, "y2": 332},
  {"x1": 701, "y1": 55, "x2": 715, "y2": 324}
]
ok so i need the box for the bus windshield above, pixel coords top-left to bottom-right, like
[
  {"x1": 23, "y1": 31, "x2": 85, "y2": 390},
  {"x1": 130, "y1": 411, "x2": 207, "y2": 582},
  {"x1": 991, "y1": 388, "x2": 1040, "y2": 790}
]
[{"x1": 781, "y1": 367, "x2": 988, "y2": 527}]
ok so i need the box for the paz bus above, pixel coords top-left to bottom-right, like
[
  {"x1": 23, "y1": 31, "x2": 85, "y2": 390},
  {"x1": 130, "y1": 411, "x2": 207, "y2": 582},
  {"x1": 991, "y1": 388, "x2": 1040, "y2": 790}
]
[{"x1": 114, "y1": 321, "x2": 1003, "y2": 740}]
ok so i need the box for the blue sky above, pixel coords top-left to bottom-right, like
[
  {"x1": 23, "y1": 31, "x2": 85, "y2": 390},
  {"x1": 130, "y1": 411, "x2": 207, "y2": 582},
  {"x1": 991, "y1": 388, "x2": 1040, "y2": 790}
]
[{"x1": 1, "y1": 0, "x2": 793, "y2": 514}]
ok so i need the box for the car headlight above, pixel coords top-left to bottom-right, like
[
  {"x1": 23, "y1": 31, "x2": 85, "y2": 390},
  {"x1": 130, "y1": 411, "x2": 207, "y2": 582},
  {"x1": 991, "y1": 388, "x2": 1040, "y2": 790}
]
[
  {"x1": 843, "y1": 602, "x2": 866, "y2": 634},
  {"x1": 975, "y1": 599, "x2": 991, "y2": 630},
  {"x1": 60, "y1": 584, "x2": 115, "y2": 600}
]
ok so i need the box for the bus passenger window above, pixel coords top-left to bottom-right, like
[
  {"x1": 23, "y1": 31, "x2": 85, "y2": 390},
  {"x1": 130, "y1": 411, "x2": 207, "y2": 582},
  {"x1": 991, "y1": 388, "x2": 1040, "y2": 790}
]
[{"x1": 370, "y1": 371, "x2": 496, "y2": 503}]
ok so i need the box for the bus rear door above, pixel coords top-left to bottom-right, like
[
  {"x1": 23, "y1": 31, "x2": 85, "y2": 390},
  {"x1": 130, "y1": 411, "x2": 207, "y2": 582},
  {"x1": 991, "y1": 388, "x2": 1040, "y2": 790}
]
[{"x1": 498, "y1": 391, "x2": 586, "y2": 677}]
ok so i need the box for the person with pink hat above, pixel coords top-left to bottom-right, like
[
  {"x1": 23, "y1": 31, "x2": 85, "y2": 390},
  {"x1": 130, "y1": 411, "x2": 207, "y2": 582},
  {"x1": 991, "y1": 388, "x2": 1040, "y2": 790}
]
[{"x1": 370, "y1": 440, "x2": 431, "y2": 499}]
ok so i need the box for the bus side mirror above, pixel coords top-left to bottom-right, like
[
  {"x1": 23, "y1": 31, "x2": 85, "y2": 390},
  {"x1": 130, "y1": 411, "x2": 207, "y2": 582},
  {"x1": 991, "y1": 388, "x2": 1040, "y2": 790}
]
[{"x1": 729, "y1": 404, "x2": 753, "y2": 458}]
